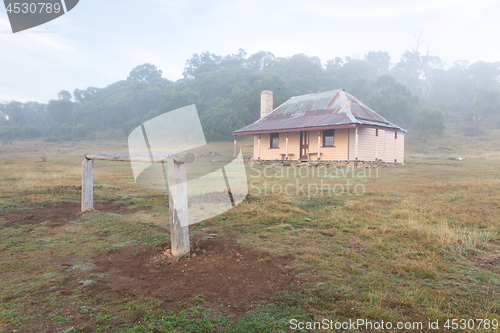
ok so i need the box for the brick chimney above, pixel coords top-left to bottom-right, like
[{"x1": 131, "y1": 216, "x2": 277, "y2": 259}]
[{"x1": 260, "y1": 90, "x2": 273, "y2": 118}]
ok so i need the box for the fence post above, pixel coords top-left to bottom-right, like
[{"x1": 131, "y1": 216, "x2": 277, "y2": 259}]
[
  {"x1": 167, "y1": 152, "x2": 195, "y2": 257},
  {"x1": 81, "y1": 155, "x2": 93, "y2": 212}
]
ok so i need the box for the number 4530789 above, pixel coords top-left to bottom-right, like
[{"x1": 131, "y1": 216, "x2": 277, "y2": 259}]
[{"x1": 6, "y1": 3, "x2": 62, "y2": 14}]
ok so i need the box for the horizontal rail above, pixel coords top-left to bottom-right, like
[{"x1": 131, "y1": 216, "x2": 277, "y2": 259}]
[{"x1": 82, "y1": 152, "x2": 194, "y2": 164}]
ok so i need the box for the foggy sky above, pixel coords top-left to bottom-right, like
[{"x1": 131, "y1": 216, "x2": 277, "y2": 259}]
[{"x1": 0, "y1": 0, "x2": 499, "y2": 103}]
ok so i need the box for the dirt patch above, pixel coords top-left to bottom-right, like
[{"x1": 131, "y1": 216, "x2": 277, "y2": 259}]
[
  {"x1": 0, "y1": 200, "x2": 138, "y2": 227},
  {"x1": 470, "y1": 251, "x2": 500, "y2": 272},
  {"x1": 88, "y1": 233, "x2": 298, "y2": 317}
]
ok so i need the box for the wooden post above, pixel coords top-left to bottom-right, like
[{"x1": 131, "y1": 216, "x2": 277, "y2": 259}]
[
  {"x1": 285, "y1": 132, "x2": 289, "y2": 160},
  {"x1": 167, "y1": 152, "x2": 195, "y2": 257},
  {"x1": 81, "y1": 156, "x2": 93, "y2": 212},
  {"x1": 317, "y1": 130, "x2": 321, "y2": 161},
  {"x1": 354, "y1": 126, "x2": 359, "y2": 167},
  {"x1": 233, "y1": 135, "x2": 237, "y2": 158},
  {"x1": 375, "y1": 129, "x2": 379, "y2": 161}
]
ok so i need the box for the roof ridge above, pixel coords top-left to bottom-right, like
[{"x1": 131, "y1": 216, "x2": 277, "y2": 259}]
[
  {"x1": 233, "y1": 90, "x2": 406, "y2": 134},
  {"x1": 338, "y1": 90, "x2": 358, "y2": 123},
  {"x1": 290, "y1": 89, "x2": 344, "y2": 99}
]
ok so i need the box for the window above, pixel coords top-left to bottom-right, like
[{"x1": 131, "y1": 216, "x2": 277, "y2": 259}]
[
  {"x1": 323, "y1": 129, "x2": 334, "y2": 147},
  {"x1": 270, "y1": 133, "x2": 279, "y2": 148}
]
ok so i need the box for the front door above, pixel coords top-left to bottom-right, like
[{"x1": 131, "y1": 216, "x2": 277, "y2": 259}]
[{"x1": 300, "y1": 131, "x2": 309, "y2": 159}]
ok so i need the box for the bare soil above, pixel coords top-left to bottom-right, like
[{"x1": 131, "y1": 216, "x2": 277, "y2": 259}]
[
  {"x1": 1, "y1": 202, "x2": 300, "y2": 332},
  {"x1": 37, "y1": 234, "x2": 299, "y2": 331},
  {"x1": 470, "y1": 251, "x2": 500, "y2": 272},
  {"x1": 88, "y1": 233, "x2": 298, "y2": 316},
  {"x1": 0, "y1": 200, "x2": 138, "y2": 227}
]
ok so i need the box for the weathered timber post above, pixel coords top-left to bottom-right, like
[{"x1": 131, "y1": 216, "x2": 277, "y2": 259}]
[
  {"x1": 233, "y1": 135, "x2": 237, "y2": 158},
  {"x1": 81, "y1": 152, "x2": 195, "y2": 257},
  {"x1": 82, "y1": 155, "x2": 94, "y2": 212},
  {"x1": 167, "y1": 152, "x2": 195, "y2": 257},
  {"x1": 81, "y1": 153, "x2": 174, "y2": 213}
]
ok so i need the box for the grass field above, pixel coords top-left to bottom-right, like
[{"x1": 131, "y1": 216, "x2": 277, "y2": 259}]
[{"x1": 1, "y1": 129, "x2": 500, "y2": 332}]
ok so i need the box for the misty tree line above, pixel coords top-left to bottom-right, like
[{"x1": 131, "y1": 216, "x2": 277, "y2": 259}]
[{"x1": 0, "y1": 47, "x2": 499, "y2": 143}]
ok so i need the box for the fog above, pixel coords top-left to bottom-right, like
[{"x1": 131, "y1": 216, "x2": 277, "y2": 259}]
[{"x1": 0, "y1": 48, "x2": 498, "y2": 143}]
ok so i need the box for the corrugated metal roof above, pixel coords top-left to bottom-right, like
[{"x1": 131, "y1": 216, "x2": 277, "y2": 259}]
[{"x1": 233, "y1": 89, "x2": 406, "y2": 134}]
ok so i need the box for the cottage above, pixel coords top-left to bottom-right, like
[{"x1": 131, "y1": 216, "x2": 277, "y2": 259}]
[{"x1": 233, "y1": 90, "x2": 406, "y2": 163}]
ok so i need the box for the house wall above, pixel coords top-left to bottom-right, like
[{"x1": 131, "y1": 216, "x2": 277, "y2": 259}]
[
  {"x1": 252, "y1": 129, "x2": 349, "y2": 160},
  {"x1": 287, "y1": 131, "x2": 301, "y2": 159},
  {"x1": 384, "y1": 130, "x2": 395, "y2": 162},
  {"x1": 253, "y1": 132, "x2": 289, "y2": 160},
  {"x1": 357, "y1": 127, "x2": 377, "y2": 161},
  {"x1": 310, "y1": 128, "x2": 349, "y2": 160},
  {"x1": 348, "y1": 127, "x2": 378, "y2": 161},
  {"x1": 251, "y1": 127, "x2": 405, "y2": 162},
  {"x1": 376, "y1": 129, "x2": 385, "y2": 161},
  {"x1": 396, "y1": 132, "x2": 405, "y2": 163},
  {"x1": 253, "y1": 134, "x2": 258, "y2": 159}
]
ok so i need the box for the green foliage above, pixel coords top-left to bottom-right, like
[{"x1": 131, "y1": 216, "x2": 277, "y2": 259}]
[
  {"x1": 368, "y1": 75, "x2": 419, "y2": 127},
  {"x1": 474, "y1": 88, "x2": 500, "y2": 118},
  {"x1": 0, "y1": 125, "x2": 21, "y2": 141},
  {"x1": 127, "y1": 63, "x2": 163, "y2": 83},
  {"x1": 146, "y1": 87, "x2": 202, "y2": 121},
  {"x1": 411, "y1": 106, "x2": 445, "y2": 141},
  {"x1": 58, "y1": 90, "x2": 72, "y2": 100},
  {"x1": 20, "y1": 124, "x2": 41, "y2": 140},
  {"x1": 48, "y1": 98, "x2": 74, "y2": 127},
  {"x1": 1, "y1": 48, "x2": 499, "y2": 141},
  {"x1": 122, "y1": 117, "x2": 142, "y2": 136},
  {"x1": 201, "y1": 99, "x2": 248, "y2": 141},
  {"x1": 71, "y1": 123, "x2": 90, "y2": 139},
  {"x1": 53, "y1": 124, "x2": 72, "y2": 137},
  {"x1": 73, "y1": 87, "x2": 100, "y2": 102}
]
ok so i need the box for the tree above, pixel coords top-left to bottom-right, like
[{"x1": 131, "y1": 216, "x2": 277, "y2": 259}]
[
  {"x1": 146, "y1": 87, "x2": 202, "y2": 121},
  {"x1": 122, "y1": 117, "x2": 142, "y2": 136},
  {"x1": 47, "y1": 98, "x2": 74, "y2": 126},
  {"x1": 246, "y1": 51, "x2": 276, "y2": 70},
  {"x1": 58, "y1": 90, "x2": 72, "y2": 101},
  {"x1": 392, "y1": 36, "x2": 443, "y2": 98},
  {"x1": 127, "y1": 63, "x2": 163, "y2": 83},
  {"x1": 183, "y1": 52, "x2": 223, "y2": 79},
  {"x1": 269, "y1": 53, "x2": 323, "y2": 81},
  {"x1": 0, "y1": 125, "x2": 21, "y2": 141},
  {"x1": 365, "y1": 51, "x2": 392, "y2": 71},
  {"x1": 468, "y1": 61, "x2": 500, "y2": 90},
  {"x1": 350, "y1": 78, "x2": 372, "y2": 102},
  {"x1": 71, "y1": 123, "x2": 90, "y2": 139},
  {"x1": 411, "y1": 106, "x2": 445, "y2": 141},
  {"x1": 325, "y1": 57, "x2": 344, "y2": 70},
  {"x1": 73, "y1": 87, "x2": 100, "y2": 102},
  {"x1": 21, "y1": 124, "x2": 41, "y2": 140},
  {"x1": 200, "y1": 98, "x2": 248, "y2": 141},
  {"x1": 220, "y1": 48, "x2": 247, "y2": 69},
  {"x1": 368, "y1": 75, "x2": 419, "y2": 127},
  {"x1": 474, "y1": 88, "x2": 500, "y2": 118}
]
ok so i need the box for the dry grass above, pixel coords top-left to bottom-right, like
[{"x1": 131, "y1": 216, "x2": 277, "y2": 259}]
[{"x1": 1, "y1": 130, "x2": 500, "y2": 331}]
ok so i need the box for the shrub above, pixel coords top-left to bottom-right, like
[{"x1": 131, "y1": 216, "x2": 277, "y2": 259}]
[
  {"x1": 0, "y1": 125, "x2": 21, "y2": 141},
  {"x1": 71, "y1": 123, "x2": 90, "y2": 139},
  {"x1": 411, "y1": 106, "x2": 445, "y2": 141},
  {"x1": 21, "y1": 125, "x2": 41, "y2": 140}
]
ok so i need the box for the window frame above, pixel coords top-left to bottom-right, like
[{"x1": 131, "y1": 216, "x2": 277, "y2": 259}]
[
  {"x1": 270, "y1": 132, "x2": 279, "y2": 149},
  {"x1": 323, "y1": 129, "x2": 335, "y2": 147}
]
